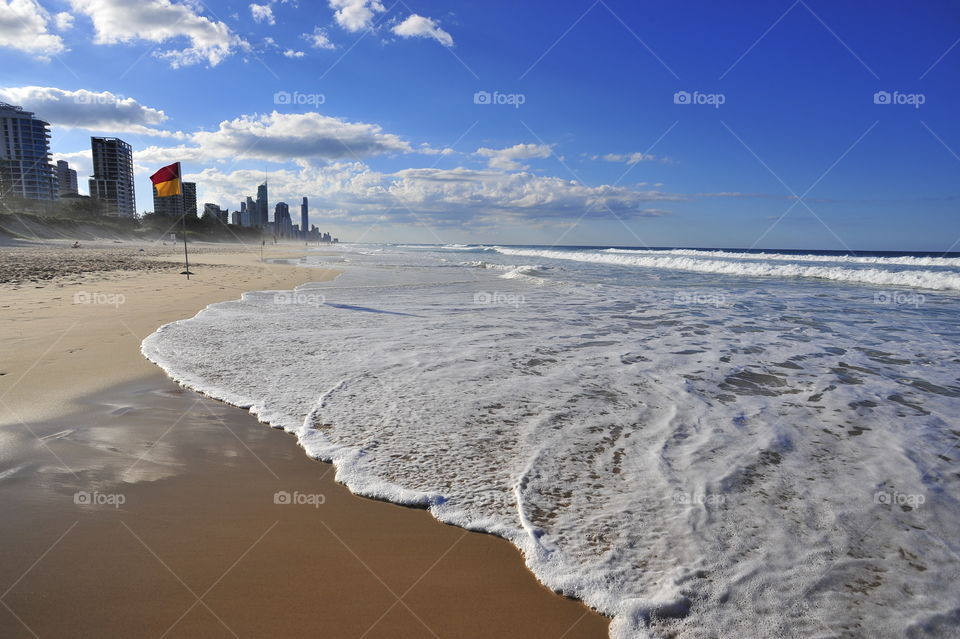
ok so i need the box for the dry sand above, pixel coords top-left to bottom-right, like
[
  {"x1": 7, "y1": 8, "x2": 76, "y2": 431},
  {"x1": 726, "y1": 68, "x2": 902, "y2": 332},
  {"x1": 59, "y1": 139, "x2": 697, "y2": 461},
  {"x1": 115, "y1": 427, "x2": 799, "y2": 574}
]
[{"x1": 0, "y1": 240, "x2": 609, "y2": 638}]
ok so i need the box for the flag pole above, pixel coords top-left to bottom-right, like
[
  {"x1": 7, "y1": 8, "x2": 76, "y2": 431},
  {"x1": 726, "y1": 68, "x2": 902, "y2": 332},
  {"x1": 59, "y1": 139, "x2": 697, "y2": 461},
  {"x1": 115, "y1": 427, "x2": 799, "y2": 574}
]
[{"x1": 178, "y1": 162, "x2": 192, "y2": 279}]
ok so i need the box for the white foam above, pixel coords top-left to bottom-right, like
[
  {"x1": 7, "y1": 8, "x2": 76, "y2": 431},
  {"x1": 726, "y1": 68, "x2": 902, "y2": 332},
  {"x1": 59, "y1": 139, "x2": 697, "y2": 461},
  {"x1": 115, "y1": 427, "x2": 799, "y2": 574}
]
[
  {"x1": 496, "y1": 248, "x2": 960, "y2": 290},
  {"x1": 142, "y1": 249, "x2": 960, "y2": 638},
  {"x1": 602, "y1": 247, "x2": 960, "y2": 267}
]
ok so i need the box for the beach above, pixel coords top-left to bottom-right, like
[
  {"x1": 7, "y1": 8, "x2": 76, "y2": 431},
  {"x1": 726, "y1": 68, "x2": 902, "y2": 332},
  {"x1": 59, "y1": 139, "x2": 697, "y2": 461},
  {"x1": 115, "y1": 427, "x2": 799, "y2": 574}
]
[{"x1": 0, "y1": 240, "x2": 609, "y2": 638}]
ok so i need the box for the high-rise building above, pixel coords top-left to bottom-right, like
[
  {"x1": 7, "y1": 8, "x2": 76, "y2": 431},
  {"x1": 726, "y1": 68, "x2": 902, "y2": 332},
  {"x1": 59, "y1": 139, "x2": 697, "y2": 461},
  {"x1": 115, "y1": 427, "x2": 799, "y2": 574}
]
[
  {"x1": 0, "y1": 102, "x2": 57, "y2": 201},
  {"x1": 182, "y1": 182, "x2": 197, "y2": 217},
  {"x1": 153, "y1": 188, "x2": 183, "y2": 217},
  {"x1": 90, "y1": 137, "x2": 136, "y2": 217},
  {"x1": 274, "y1": 201, "x2": 293, "y2": 237},
  {"x1": 230, "y1": 211, "x2": 241, "y2": 225},
  {"x1": 243, "y1": 196, "x2": 257, "y2": 226},
  {"x1": 203, "y1": 203, "x2": 228, "y2": 224},
  {"x1": 256, "y1": 181, "x2": 268, "y2": 227},
  {"x1": 300, "y1": 197, "x2": 308, "y2": 239},
  {"x1": 55, "y1": 160, "x2": 78, "y2": 196}
]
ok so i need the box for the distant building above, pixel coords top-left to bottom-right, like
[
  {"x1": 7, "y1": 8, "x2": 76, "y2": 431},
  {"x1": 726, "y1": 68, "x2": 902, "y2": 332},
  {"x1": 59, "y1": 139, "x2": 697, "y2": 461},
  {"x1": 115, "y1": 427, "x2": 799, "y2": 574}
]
[
  {"x1": 256, "y1": 182, "x2": 268, "y2": 226},
  {"x1": 274, "y1": 201, "x2": 293, "y2": 237},
  {"x1": 231, "y1": 211, "x2": 241, "y2": 225},
  {"x1": 55, "y1": 160, "x2": 78, "y2": 197},
  {"x1": 89, "y1": 137, "x2": 136, "y2": 217},
  {"x1": 300, "y1": 197, "x2": 308, "y2": 239},
  {"x1": 153, "y1": 188, "x2": 183, "y2": 217},
  {"x1": 243, "y1": 196, "x2": 257, "y2": 226},
  {"x1": 203, "y1": 202, "x2": 228, "y2": 225},
  {"x1": 182, "y1": 182, "x2": 197, "y2": 217},
  {"x1": 0, "y1": 102, "x2": 57, "y2": 201}
]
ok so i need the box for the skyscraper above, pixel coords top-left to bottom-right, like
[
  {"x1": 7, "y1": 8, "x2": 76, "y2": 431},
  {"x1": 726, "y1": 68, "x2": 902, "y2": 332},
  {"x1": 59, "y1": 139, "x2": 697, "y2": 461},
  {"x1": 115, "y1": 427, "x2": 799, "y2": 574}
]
[
  {"x1": 55, "y1": 160, "x2": 78, "y2": 196},
  {"x1": 244, "y1": 196, "x2": 257, "y2": 226},
  {"x1": 0, "y1": 102, "x2": 57, "y2": 201},
  {"x1": 274, "y1": 201, "x2": 292, "y2": 237},
  {"x1": 153, "y1": 188, "x2": 183, "y2": 217},
  {"x1": 300, "y1": 197, "x2": 308, "y2": 239},
  {"x1": 90, "y1": 137, "x2": 136, "y2": 217},
  {"x1": 182, "y1": 182, "x2": 197, "y2": 217},
  {"x1": 256, "y1": 181, "x2": 268, "y2": 227}
]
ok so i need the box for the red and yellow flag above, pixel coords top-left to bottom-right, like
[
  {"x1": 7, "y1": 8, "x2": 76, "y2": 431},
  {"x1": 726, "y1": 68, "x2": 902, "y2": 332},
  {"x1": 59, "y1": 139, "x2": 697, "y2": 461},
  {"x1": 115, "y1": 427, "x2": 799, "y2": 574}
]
[{"x1": 150, "y1": 162, "x2": 181, "y2": 197}]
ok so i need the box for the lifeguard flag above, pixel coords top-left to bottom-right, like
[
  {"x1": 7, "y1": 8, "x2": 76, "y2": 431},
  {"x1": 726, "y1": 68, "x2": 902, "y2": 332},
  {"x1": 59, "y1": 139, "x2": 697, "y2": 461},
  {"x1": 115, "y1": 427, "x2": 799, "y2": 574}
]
[{"x1": 150, "y1": 162, "x2": 181, "y2": 197}]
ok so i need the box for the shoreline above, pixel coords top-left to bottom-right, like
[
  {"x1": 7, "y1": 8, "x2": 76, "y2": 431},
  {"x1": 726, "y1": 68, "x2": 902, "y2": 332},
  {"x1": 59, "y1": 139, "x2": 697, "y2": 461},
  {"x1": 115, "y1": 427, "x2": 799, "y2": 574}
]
[{"x1": 0, "y1": 240, "x2": 610, "y2": 638}]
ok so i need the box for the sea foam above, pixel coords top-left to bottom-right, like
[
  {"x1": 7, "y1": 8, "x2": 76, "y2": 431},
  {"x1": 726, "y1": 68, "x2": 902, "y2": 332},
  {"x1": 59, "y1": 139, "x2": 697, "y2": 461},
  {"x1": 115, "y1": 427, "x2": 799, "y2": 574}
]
[{"x1": 143, "y1": 245, "x2": 960, "y2": 638}]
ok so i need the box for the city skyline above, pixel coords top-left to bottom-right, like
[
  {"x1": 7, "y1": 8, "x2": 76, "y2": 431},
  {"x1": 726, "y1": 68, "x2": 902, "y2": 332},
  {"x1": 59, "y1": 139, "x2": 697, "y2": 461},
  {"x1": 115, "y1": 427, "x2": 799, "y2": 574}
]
[{"x1": 0, "y1": 1, "x2": 958, "y2": 249}]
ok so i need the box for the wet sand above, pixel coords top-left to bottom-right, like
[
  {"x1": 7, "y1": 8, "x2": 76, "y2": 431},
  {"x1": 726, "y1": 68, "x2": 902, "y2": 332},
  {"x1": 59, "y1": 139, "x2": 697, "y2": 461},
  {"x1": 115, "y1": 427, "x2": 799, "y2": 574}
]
[{"x1": 0, "y1": 241, "x2": 609, "y2": 638}]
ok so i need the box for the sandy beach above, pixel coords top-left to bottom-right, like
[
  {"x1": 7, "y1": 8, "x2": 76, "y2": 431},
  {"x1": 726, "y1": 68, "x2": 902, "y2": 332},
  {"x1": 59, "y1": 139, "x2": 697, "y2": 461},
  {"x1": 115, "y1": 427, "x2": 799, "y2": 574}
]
[{"x1": 0, "y1": 239, "x2": 608, "y2": 638}]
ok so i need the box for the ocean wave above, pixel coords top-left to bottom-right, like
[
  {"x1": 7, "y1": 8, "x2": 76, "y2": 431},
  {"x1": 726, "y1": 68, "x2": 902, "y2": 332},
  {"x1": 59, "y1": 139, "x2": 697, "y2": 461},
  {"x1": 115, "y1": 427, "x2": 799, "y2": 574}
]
[
  {"x1": 601, "y1": 247, "x2": 960, "y2": 267},
  {"x1": 497, "y1": 248, "x2": 960, "y2": 290},
  {"x1": 141, "y1": 253, "x2": 960, "y2": 638}
]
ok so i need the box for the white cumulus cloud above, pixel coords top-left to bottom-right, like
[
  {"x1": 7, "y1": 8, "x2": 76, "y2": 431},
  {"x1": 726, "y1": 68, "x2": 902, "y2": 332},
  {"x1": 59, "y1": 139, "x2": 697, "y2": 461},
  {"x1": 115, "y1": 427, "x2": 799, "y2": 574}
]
[
  {"x1": 54, "y1": 11, "x2": 74, "y2": 30},
  {"x1": 476, "y1": 143, "x2": 552, "y2": 170},
  {"x1": 303, "y1": 26, "x2": 335, "y2": 49},
  {"x1": 392, "y1": 14, "x2": 453, "y2": 47},
  {"x1": 249, "y1": 3, "x2": 274, "y2": 24},
  {"x1": 69, "y1": 0, "x2": 241, "y2": 68},
  {"x1": 186, "y1": 162, "x2": 678, "y2": 230},
  {"x1": 0, "y1": 0, "x2": 66, "y2": 58},
  {"x1": 0, "y1": 86, "x2": 176, "y2": 136},
  {"x1": 329, "y1": 0, "x2": 383, "y2": 32}
]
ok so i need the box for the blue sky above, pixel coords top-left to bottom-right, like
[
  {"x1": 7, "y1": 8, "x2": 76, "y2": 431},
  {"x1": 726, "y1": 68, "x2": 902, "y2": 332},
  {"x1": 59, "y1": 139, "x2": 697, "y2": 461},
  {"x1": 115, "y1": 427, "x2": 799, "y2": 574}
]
[{"x1": 1, "y1": 0, "x2": 958, "y2": 250}]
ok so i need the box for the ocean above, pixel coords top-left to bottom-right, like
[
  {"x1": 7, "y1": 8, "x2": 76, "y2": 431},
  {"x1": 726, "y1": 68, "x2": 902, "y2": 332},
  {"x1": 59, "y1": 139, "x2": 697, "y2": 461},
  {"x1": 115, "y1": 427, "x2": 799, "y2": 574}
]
[{"x1": 142, "y1": 244, "x2": 960, "y2": 638}]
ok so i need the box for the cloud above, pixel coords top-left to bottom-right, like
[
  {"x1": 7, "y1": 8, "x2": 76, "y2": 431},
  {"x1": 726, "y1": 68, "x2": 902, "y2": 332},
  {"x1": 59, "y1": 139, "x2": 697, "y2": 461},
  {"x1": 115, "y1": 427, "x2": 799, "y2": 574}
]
[
  {"x1": 249, "y1": 2, "x2": 274, "y2": 24},
  {"x1": 476, "y1": 143, "x2": 552, "y2": 170},
  {"x1": 0, "y1": 86, "x2": 177, "y2": 136},
  {"x1": 139, "y1": 111, "x2": 413, "y2": 165},
  {"x1": 329, "y1": 0, "x2": 383, "y2": 32},
  {"x1": 303, "y1": 26, "x2": 335, "y2": 49},
  {"x1": 0, "y1": 0, "x2": 67, "y2": 58},
  {"x1": 69, "y1": 0, "x2": 241, "y2": 67},
  {"x1": 392, "y1": 14, "x2": 453, "y2": 47},
  {"x1": 598, "y1": 152, "x2": 655, "y2": 164},
  {"x1": 54, "y1": 11, "x2": 74, "y2": 30},
  {"x1": 283, "y1": 48, "x2": 305, "y2": 58},
  {"x1": 187, "y1": 162, "x2": 678, "y2": 228}
]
